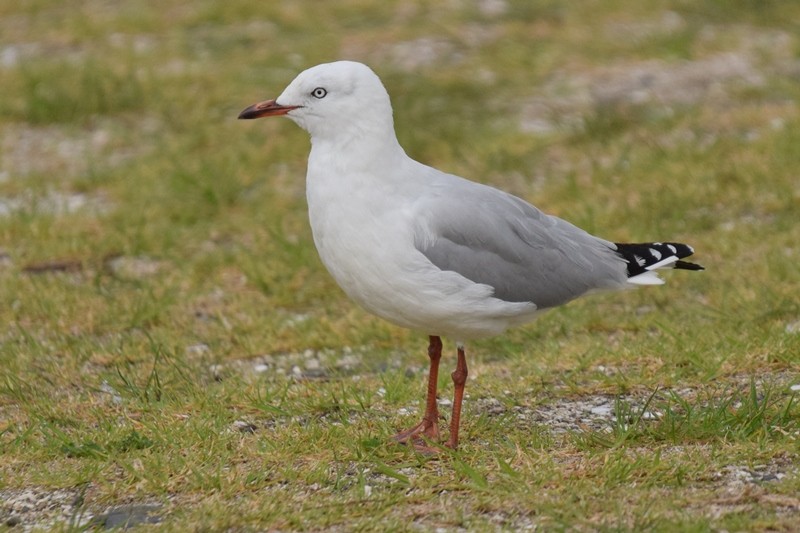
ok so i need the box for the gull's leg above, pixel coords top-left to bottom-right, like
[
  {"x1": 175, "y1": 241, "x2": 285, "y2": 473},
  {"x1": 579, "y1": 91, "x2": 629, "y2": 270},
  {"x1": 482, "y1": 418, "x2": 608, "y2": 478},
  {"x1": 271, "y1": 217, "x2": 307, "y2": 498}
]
[
  {"x1": 445, "y1": 344, "x2": 468, "y2": 450},
  {"x1": 392, "y1": 335, "x2": 442, "y2": 446}
]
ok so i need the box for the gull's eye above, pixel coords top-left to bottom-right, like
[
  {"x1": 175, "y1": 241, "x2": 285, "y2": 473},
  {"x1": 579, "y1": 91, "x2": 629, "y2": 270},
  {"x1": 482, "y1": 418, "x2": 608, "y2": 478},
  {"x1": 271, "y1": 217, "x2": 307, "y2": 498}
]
[{"x1": 311, "y1": 87, "x2": 327, "y2": 99}]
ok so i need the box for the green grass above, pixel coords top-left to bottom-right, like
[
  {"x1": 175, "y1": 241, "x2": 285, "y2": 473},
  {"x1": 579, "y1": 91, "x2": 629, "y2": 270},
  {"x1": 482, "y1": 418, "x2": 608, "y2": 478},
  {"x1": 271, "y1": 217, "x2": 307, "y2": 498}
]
[{"x1": 2, "y1": 0, "x2": 800, "y2": 530}]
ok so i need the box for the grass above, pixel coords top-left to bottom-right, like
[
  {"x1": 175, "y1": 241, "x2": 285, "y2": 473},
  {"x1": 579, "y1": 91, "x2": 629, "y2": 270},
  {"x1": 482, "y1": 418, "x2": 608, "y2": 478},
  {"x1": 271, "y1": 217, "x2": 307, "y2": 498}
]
[{"x1": 1, "y1": 0, "x2": 799, "y2": 530}]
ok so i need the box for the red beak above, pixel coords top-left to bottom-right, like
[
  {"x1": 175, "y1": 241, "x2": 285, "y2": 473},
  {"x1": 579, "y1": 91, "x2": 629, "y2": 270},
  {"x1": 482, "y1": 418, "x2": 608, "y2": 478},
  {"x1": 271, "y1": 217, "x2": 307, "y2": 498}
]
[{"x1": 238, "y1": 99, "x2": 301, "y2": 119}]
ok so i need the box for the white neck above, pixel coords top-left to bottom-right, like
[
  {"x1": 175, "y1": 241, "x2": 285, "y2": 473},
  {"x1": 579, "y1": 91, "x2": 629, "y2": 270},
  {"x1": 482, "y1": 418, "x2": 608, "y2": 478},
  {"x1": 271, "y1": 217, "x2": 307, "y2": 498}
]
[{"x1": 308, "y1": 123, "x2": 406, "y2": 178}]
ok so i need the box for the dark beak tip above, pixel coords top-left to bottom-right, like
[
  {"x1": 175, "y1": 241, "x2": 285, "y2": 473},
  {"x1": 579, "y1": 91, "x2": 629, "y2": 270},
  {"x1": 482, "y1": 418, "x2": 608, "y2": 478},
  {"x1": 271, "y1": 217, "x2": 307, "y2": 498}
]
[
  {"x1": 237, "y1": 105, "x2": 258, "y2": 120},
  {"x1": 237, "y1": 99, "x2": 297, "y2": 120}
]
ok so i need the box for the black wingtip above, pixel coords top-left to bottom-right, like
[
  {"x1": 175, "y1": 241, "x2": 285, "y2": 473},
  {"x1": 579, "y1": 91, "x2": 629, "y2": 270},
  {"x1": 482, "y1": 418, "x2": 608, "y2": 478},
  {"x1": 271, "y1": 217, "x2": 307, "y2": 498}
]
[{"x1": 615, "y1": 241, "x2": 704, "y2": 277}]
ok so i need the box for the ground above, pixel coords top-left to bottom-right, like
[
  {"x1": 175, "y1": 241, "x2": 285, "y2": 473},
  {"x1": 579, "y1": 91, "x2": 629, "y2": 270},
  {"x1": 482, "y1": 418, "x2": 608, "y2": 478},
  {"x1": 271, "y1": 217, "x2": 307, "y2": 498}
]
[{"x1": 0, "y1": 0, "x2": 799, "y2": 531}]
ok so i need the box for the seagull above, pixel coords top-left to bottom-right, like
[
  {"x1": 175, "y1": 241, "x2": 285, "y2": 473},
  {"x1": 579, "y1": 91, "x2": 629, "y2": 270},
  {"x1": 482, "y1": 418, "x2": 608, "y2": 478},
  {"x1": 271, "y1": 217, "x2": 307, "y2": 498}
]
[{"x1": 239, "y1": 61, "x2": 703, "y2": 452}]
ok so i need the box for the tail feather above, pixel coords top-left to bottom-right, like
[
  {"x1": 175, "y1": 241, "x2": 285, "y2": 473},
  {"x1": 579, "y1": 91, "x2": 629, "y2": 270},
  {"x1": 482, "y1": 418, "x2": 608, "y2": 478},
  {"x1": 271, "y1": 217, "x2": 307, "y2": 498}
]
[
  {"x1": 675, "y1": 259, "x2": 705, "y2": 271},
  {"x1": 614, "y1": 242, "x2": 704, "y2": 285}
]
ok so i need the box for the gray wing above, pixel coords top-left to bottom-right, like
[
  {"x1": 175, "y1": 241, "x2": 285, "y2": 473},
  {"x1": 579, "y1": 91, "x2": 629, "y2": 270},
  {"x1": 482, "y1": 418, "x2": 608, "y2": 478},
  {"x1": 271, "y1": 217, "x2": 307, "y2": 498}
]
[{"x1": 414, "y1": 176, "x2": 628, "y2": 309}]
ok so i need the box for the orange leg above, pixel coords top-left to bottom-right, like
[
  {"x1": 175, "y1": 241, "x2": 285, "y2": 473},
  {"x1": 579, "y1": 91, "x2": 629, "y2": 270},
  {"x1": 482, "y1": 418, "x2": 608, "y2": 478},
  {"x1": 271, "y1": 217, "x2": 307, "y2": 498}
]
[
  {"x1": 392, "y1": 336, "x2": 442, "y2": 449},
  {"x1": 445, "y1": 345, "x2": 468, "y2": 450}
]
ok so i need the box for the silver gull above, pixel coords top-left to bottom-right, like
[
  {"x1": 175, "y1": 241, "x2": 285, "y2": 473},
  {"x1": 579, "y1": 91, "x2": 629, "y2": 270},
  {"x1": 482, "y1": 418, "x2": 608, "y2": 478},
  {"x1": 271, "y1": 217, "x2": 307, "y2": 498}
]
[{"x1": 239, "y1": 61, "x2": 703, "y2": 452}]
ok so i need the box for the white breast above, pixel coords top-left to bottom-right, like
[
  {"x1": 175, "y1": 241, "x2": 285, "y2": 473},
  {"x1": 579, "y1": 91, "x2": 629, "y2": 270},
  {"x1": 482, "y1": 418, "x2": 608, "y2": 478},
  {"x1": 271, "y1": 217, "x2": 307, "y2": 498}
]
[{"x1": 304, "y1": 148, "x2": 538, "y2": 340}]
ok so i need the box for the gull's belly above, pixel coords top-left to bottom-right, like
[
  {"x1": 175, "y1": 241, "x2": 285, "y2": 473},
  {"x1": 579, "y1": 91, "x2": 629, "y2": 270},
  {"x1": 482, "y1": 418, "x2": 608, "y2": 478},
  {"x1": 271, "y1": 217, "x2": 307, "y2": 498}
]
[
  {"x1": 308, "y1": 203, "x2": 538, "y2": 340},
  {"x1": 310, "y1": 206, "x2": 431, "y2": 319}
]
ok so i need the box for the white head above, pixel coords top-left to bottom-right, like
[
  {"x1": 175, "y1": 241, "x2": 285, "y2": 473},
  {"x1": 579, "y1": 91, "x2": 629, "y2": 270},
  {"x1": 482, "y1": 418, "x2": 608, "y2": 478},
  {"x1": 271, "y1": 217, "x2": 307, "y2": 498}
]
[{"x1": 239, "y1": 61, "x2": 396, "y2": 144}]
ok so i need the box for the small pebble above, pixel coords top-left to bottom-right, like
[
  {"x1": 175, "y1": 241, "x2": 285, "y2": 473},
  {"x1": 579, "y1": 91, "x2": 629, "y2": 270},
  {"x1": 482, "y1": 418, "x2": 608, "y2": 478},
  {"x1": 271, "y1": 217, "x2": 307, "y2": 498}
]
[
  {"x1": 209, "y1": 364, "x2": 224, "y2": 381},
  {"x1": 590, "y1": 404, "x2": 613, "y2": 416},
  {"x1": 100, "y1": 380, "x2": 123, "y2": 405},
  {"x1": 337, "y1": 354, "x2": 360, "y2": 369},
  {"x1": 92, "y1": 504, "x2": 162, "y2": 529},
  {"x1": 185, "y1": 343, "x2": 210, "y2": 356},
  {"x1": 0, "y1": 250, "x2": 12, "y2": 269},
  {"x1": 302, "y1": 367, "x2": 327, "y2": 379},
  {"x1": 232, "y1": 420, "x2": 258, "y2": 433},
  {"x1": 106, "y1": 256, "x2": 163, "y2": 279}
]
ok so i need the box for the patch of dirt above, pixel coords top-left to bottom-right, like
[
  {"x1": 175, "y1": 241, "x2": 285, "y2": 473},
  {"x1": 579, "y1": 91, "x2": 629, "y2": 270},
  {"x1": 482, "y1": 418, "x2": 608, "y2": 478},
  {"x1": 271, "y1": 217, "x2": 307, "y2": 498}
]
[
  {"x1": 2, "y1": 124, "x2": 109, "y2": 179},
  {"x1": 1, "y1": 118, "x2": 158, "y2": 180},
  {"x1": 0, "y1": 487, "x2": 88, "y2": 531},
  {"x1": 375, "y1": 38, "x2": 462, "y2": 71},
  {"x1": 714, "y1": 460, "x2": 795, "y2": 488},
  {"x1": 518, "y1": 24, "x2": 797, "y2": 135},
  {"x1": 474, "y1": 370, "x2": 799, "y2": 436},
  {"x1": 587, "y1": 53, "x2": 762, "y2": 107},
  {"x1": 105, "y1": 255, "x2": 167, "y2": 280},
  {"x1": 520, "y1": 52, "x2": 764, "y2": 134},
  {"x1": 207, "y1": 346, "x2": 370, "y2": 383},
  {"x1": 0, "y1": 42, "x2": 43, "y2": 69},
  {"x1": 342, "y1": 28, "x2": 501, "y2": 72},
  {"x1": 0, "y1": 190, "x2": 109, "y2": 218},
  {"x1": 0, "y1": 487, "x2": 165, "y2": 531},
  {"x1": 604, "y1": 11, "x2": 686, "y2": 42},
  {"x1": 0, "y1": 118, "x2": 161, "y2": 218}
]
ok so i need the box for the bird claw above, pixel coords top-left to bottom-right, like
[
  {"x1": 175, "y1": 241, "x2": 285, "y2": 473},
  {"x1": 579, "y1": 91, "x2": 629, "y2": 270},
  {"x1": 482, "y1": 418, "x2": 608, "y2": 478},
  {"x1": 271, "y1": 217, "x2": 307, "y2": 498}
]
[
  {"x1": 392, "y1": 433, "x2": 443, "y2": 455},
  {"x1": 391, "y1": 419, "x2": 441, "y2": 451}
]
